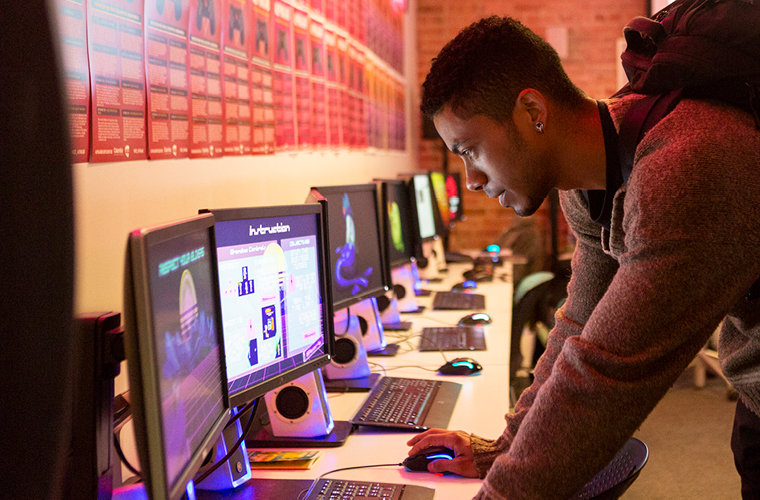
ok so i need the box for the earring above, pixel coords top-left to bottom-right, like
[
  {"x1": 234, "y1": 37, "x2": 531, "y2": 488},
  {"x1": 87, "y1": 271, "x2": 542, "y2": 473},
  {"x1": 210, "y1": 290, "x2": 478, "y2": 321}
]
[{"x1": 535, "y1": 122, "x2": 545, "y2": 133}]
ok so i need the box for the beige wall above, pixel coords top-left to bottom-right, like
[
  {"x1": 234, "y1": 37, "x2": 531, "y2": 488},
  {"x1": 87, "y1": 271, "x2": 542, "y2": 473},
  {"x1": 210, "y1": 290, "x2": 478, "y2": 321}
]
[{"x1": 74, "y1": 0, "x2": 418, "y2": 394}]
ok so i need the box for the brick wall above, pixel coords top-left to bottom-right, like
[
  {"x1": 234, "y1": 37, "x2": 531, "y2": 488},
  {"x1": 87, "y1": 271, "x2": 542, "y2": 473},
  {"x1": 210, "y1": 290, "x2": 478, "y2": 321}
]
[{"x1": 417, "y1": 0, "x2": 647, "y2": 261}]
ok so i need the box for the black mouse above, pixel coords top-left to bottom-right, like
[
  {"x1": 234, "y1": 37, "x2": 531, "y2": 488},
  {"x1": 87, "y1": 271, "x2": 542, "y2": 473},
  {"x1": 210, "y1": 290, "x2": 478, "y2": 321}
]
[
  {"x1": 403, "y1": 446, "x2": 456, "y2": 472},
  {"x1": 458, "y1": 312, "x2": 492, "y2": 326},
  {"x1": 451, "y1": 280, "x2": 478, "y2": 292},
  {"x1": 437, "y1": 357, "x2": 483, "y2": 376}
]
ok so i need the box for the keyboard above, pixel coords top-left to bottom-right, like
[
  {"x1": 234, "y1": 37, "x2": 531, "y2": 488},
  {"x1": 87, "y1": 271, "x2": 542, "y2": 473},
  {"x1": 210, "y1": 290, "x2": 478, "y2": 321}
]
[
  {"x1": 350, "y1": 376, "x2": 461, "y2": 430},
  {"x1": 306, "y1": 479, "x2": 435, "y2": 500},
  {"x1": 432, "y1": 291, "x2": 486, "y2": 310},
  {"x1": 419, "y1": 326, "x2": 486, "y2": 351}
]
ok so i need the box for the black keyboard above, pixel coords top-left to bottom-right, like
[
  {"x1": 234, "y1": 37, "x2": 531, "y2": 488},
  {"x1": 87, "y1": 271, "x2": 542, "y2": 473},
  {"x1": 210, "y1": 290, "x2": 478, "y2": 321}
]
[
  {"x1": 351, "y1": 376, "x2": 461, "y2": 430},
  {"x1": 432, "y1": 291, "x2": 486, "y2": 310},
  {"x1": 419, "y1": 326, "x2": 486, "y2": 351},
  {"x1": 306, "y1": 479, "x2": 434, "y2": 500}
]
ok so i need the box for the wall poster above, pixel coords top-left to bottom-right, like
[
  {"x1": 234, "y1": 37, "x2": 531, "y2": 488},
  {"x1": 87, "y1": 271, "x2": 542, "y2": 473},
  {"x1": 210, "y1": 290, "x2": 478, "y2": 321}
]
[
  {"x1": 293, "y1": 7, "x2": 311, "y2": 150},
  {"x1": 272, "y1": 0, "x2": 296, "y2": 150},
  {"x1": 87, "y1": 0, "x2": 147, "y2": 162},
  {"x1": 188, "y1": 0, "x2": 224, "y2": 157},
  {"x1": 309, "y1": 18, "x2": 327, "y2": 149},
  {"x1": 145, "y1": 0, "x2": 191, "y2": 159},
  {"x1": 222, "y1": 0, "x2": 252, "y2": 155}
]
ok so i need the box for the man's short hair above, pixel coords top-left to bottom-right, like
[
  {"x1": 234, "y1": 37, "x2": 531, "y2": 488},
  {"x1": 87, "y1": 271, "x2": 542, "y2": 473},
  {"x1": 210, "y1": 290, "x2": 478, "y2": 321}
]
[{"x1": 421, "y1": 16, "x2": 586, "y2": 121}]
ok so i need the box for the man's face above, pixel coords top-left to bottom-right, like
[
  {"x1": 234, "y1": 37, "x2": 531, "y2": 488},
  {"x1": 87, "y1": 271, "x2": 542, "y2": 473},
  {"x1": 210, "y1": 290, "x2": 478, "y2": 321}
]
[{"x1": 433, "y1": 106, "x2": 554, "y2": 217}]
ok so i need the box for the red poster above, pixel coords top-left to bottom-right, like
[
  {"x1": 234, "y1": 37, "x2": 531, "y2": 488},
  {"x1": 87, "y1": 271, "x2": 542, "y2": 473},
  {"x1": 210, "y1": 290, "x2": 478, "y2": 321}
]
[
  {"x1": 348, "y1": 43, "x2": 367, "y2": 148},
  {"x1": 309, "y1": 19, "x2": 327, "y2": 149},
  {"x1": 293, "y1": 8, "x2": 311, "y2": 150},
  {"x1": 54, "y1": 0, "x2": 90, "y2": 163},
  {"x1": 324, "y1": 0, "x2": 335, "y2": 23},
  {"x1": 87, "y1": 0, "x2": 147, "y2": 162},
  {"x1": 144, "y1": 0, "x2": 191, "y2": 159},
  {"x1": 189, "y1": 0, "x2": 224, "y2": 158},
  {"x1": 222, "y1": 0, "x2": 252, "y2": 155},
  {"x1": 337, "y1": 0, "x2": 347, "y2": 31},
  {"x1": 273, "y1": 0, "x2": 295, "y2": 150},
  {"x1": 337, "y1": 35, "x2": 352, "y2": 148},
  {"x1": 324, "y1": 29, "x2": 341, "y2": 148},
  {"x1": 366, "y1": 61, "x2": 377, "y2": 149},
  {"x1": 393, "y1": 77, "x2": 405, "y2": 150},
  {"x1": 250, "y1": 0, "x2": 275, "y2": 154}
]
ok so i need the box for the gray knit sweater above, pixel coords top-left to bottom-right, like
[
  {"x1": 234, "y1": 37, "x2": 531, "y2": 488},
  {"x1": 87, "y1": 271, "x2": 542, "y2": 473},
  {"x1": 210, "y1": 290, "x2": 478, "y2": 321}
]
[{"x1": 470, "y1": 93, "x2": 760, "y2": 499}]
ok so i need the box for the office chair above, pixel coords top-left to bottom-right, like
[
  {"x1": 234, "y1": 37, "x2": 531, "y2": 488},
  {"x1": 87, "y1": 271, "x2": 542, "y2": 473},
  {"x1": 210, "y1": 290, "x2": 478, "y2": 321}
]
[
  {"x1": 509, "y1": 271, "x2": 569, "y2": 404},
  {"x1": 571, "y1": 437, "x2": 649, "y2": 500}
]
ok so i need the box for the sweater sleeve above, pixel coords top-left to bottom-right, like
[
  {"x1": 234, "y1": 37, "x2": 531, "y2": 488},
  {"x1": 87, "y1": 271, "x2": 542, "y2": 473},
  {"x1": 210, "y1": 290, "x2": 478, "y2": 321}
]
[
  {"x1": 472, "y1": 99, "x2": 760, "y2": 499},
  {"x1": 469, "y1": 189, "x2": 620, "y2": 479}
]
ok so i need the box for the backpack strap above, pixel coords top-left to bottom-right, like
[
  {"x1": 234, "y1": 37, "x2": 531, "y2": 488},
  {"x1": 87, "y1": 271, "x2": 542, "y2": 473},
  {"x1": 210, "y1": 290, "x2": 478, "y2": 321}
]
[{"x1": 617, "y1": 88, "x2": 683, "y2": 184}]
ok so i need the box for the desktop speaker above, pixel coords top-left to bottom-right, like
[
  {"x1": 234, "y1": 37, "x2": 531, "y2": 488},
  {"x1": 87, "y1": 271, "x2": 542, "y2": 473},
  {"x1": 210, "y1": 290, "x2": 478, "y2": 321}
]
[
  {"x1": 195, "y1": 410, "x2": 252, "y2": 490},
  {"x1": 264, "y1": 370, "x2": 335, "y2": 438},
  {"x1": 324, "y1": 311, "x2": 371, "y2": 380},
  {"x1": 392, "y1": 264, "x2": 420, "y2": 312},
  {"x1": 350, "y1": 296, "x2": 387, "y2": 352},
  {"x1": 377, "y1": 291, "x2": 402, "y2": 325},
  {"x1": 417, "y1": 240, "x2": 440, "y2": 280}
]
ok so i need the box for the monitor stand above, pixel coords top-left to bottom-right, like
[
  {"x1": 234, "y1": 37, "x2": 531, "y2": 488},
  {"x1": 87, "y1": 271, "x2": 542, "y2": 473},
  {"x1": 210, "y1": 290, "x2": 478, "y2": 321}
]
[{"x1": 245, "y1": 398, "x2": 354, "y2": 448}]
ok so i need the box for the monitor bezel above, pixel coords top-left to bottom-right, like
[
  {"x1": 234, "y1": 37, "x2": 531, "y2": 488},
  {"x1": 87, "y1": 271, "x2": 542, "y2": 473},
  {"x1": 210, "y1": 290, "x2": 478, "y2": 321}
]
[
  {"x1": 310, "y1": 183, "x2": 392, "y2": 311},
  {"x1": 123, "y1": 213, "x2": 231, "y2": 500},
  {"x1": 202, "y1": 203, "x2": 336, "y2": 408},
  {"x1": 377, "y1": 178, "x2": 416, "y2": 269},
  {"x1": 410, "y1": 173, "x2": 439, "y2": 244}
]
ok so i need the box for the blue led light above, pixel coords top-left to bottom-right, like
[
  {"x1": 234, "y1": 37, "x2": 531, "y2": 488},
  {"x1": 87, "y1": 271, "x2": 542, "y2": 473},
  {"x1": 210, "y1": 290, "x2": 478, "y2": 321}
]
[
  {"x1": 452, "y1": 361, "x2": 473, "y2": 368},
  {"x1": 427, "y1": 454, "x2": 454, "y2": 460},
  {"x1": 486, "y1": 244, "x2": 501, "y2": 253}
]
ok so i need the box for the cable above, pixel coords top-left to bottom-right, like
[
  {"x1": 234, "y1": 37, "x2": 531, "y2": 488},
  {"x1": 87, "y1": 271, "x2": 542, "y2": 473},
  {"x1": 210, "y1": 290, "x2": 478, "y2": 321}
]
[
  {"x1": 296, "y1": 463, "x2": 404, "y2": 500},
  {"x1": 113, "y1": 433, "x2": 141, "y2": 479},
  {"x1": 194, "y1": 399, "x2": 259, "y2": 485}
]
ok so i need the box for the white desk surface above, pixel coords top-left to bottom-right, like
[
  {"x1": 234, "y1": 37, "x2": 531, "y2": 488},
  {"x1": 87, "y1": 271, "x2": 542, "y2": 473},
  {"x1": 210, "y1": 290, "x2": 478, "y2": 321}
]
[{"x1": 236, "y1": 262, "x2": 515, "y2": 500}]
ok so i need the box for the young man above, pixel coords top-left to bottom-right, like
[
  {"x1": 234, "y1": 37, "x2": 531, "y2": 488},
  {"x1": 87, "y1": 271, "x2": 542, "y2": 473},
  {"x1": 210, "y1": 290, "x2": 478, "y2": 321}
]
[{"x1": 408, "y1": 16, "x2": 760, "y2": 499}]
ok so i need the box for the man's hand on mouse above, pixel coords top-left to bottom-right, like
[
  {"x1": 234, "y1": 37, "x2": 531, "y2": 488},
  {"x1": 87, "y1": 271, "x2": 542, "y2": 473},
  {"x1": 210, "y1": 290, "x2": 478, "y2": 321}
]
[{"x1": 407, "y1": 429, "x2": 479, "y2": 477}]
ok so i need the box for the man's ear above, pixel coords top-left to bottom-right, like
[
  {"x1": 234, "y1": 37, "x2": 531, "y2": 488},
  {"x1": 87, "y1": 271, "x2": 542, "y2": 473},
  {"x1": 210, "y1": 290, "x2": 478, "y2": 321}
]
[{"x1": 514, "y1": 89, "x2": 548, "y2": 130}]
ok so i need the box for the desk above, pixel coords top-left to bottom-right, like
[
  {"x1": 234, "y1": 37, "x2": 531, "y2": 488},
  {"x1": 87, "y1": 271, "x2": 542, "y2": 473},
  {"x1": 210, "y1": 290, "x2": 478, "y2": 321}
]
[{"x1": 214, "y1": 262, "x2": 515, "y2": 500}]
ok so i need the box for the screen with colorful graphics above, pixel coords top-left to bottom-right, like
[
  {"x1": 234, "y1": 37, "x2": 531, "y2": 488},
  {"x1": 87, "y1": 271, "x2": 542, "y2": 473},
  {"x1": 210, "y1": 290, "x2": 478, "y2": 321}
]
[
  {"x1": 208, "y1": 204, "x2": 332, "y2": 406},
  {"x1": 310, "y1": 184, "x2": 389, "y2": 309},
  {"x1": 379, "y1": 179, "x2": 415, "y2": 268},
  {"x1": 413, "y1": 174, "x2": 437, "y2": 241},
  {"x1": 124, "y1": 214, "x2": 229, "y2": 500}
]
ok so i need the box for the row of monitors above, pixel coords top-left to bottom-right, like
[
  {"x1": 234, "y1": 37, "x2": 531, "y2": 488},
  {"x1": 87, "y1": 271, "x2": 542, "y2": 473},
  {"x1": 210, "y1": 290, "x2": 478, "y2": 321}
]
[{"x1": 122, "y1": 173, "x2": 464, "y2": 499}]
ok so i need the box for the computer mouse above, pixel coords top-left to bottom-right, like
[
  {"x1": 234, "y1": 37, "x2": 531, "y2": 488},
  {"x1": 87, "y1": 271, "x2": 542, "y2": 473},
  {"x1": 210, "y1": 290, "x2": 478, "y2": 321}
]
[
  {"x1": 451, "y1": 280, "x2": 478, "y2": 292},
  {"x1": 437, "y1": 357, "x2": 483, "y2": 376},
  {"x1": 458, "y1": 312, "x2": 492, "y2": 326},
  {"x1": 402, "y1": 446, "x2": 456, "y2": 472}
]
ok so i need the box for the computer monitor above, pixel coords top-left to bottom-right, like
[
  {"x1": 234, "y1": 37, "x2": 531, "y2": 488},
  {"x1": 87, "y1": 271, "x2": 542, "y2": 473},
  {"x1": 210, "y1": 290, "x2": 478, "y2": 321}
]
[
  {"x1": 411, "y1": 173, "x2": 437, "y2": 242},
  {"x1": 378, "y1": 179, "x2": 416, "y2": 269},
  {"x1": 123, "y1": 213, "x2": 231, "y2": 500},
  {"x1": 429, "y1": 171, "x2": 450, "y2": 234},
  {"x1": 202, "y1": 204, "x2": 334, "y2": 407},
  {"x1": 309, "y1": 184, "x2": 391, "y2": 310},
  {"x1": 446, "y1": 172, "x2": 465, "y2": 223}
]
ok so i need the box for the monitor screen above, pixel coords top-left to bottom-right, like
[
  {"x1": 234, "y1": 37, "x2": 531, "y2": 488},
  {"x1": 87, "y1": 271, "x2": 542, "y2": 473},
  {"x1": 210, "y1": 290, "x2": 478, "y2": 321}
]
[
  {"x1": 207, "y1": 204, "x2": 334, "y2": 407},
  {"x1": 446, "y1": 172, "x2": 465, "y2": 223},
  {"x1": 378, "y1": 179, "x2": 415, "y2": 269},
  {"x1": 429, "y1": 171, "x2": 450, "y2": 230},
  {"x1": 310, "y1": 184, "x2": 390, "y2": 310},
  {"x1": 412, "y1": 173, "x2": 437, "y2": 241},
  {"x1": 123, "y1": 214, "x2": 230, "y2": 500}
]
